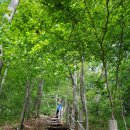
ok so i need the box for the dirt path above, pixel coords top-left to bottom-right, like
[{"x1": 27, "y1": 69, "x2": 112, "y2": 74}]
[{"x1": 1, "y1": 116, "x2": 69, "y2": 130}]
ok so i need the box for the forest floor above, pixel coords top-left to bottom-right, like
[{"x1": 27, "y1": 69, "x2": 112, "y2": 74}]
[
  {"x1": 0, "y1": 118, "x2": 47, "y2": 130},
  {"x1": 0, "y1": 116, "x2": 69, "y2": 130}
]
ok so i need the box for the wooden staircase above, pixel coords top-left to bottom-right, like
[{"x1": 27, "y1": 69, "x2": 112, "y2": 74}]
[{"x1": 46, "y1": 118, "x2": 68, "y2": 130}]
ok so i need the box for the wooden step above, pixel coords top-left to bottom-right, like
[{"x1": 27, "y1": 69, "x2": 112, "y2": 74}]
[
  {"x1": 47, "y1": 122, "x2": 61, "y2": 125},
  {"x1": 47, "y1": 127, "x2": 69, "y2": 130},
  {"x1": 47, "y1": 121, "x2": 61, "y2": 125},
  {"x1": 50, "y1": 118, "x2": 59, "y2": 121},
  {"x1": 47, "y1": 120, "x2": 59, "y2": 123}
]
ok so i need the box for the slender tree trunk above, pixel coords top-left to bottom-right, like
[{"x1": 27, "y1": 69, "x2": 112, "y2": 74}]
[
  {"x1": 0, "y1": 68, "x2": 8, "y2": 92},
  {"x1": 91, "y1": 0, "x2": 116, "y2": 121},
  {"x1": 71, "y1": 106, "x2": 76, "y2": 130},
  {"x1": 26, "y1": 81, "x2": 32, "y2": 119},
  {"x1": 80, "y1": 56, "x2": 89, "y2": 130},
  {"x1": 104, "y1": 64, "x2": 115, "y2": 119},
  {"x1": 65, "y1": 102, "x2": 70, "y2": 125},
  {"x1": 109, "y1": 120, "x2": 118, "y2": 130},
  {"x1": 114, "y1": 1, "x2": 127, "y2": 128},
  {"x1": 19, "y1": 80, "x2": 30, "y2": 129},
  {"x1": 78, "y1": 111, "x2": 83, "y2": 130},
  {"x1": 121, "y1": 103, "x2": 128, "y2": 130},
  {"x1": 29, "y1": 80, "x2": 35, "y2": 118},
  {"x1": 34, "y1": 79, "x2": 44, "y2": 118},
  {"x1": 70, "y1": 72, "x2": 78, "y2": 130},
  {"x1": 101, "y1": 50, "x2": 118, "y2": 130}
]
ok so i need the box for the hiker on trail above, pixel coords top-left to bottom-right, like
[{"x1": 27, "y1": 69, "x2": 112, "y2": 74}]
[{"x1": 56, "y1": 102, "x2": 63, "y2": 118}]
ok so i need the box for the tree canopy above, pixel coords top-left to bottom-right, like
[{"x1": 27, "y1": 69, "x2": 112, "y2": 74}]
[{"x1": 0, "y1": 0, "x2": 130, "y2": 130}]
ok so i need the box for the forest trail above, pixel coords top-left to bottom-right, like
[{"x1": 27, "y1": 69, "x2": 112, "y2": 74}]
[{"x1": 1, "y1": 116, "x2": 69, "y2": 130}]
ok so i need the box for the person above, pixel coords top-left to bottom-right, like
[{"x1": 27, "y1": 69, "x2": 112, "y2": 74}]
[{"x1": 56, "y1": 102, "x2": 63, "y2": 118}]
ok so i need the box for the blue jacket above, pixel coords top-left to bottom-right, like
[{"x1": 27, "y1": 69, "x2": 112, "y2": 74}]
[{"x1": 57, "y1": 104, "x2": 62, "y2": 111}]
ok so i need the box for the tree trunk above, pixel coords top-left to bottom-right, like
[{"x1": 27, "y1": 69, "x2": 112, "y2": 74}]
[
  {"x1": 28, "y1": 80, "x2": 35, "y2": 118},
  {"x1": 121, "y1": 104, "x2": 128, "y2": 130},
  {"x1": 70, "y1": 72, "x2": 78, "y2": 130},
  {"x1": 95, "y1": 0, "x2": 115, "y2": 121},
  {"x1": 34, "y1": 79, "x2": 44, "y2": 118},
  {"x1": 80, "y1": 56, "x2": 89, "y2": 130},
  {"x1": 114, "y1": 1, "x2": 127, "y2": 128},
  {"x1": 0, "y1": 68, "x2": 8, "y2": 92},
  {"x1": 19, "y1": 80, "x2": 30, "y2": 129},
  {"x1": 26, "y1": 81, "x2": 32, "y2": 119},
  {"x1": 78, "y1": 111, "x2": 83, "y2": 130},
  {"x1": 71, "y1": 107, "x2": 76, "y2": 130},
  {"x1": 108, "y1": 120, "x2": 118, "y2": 130},
  {"x1": 65, "y1": 102, "x2": 70, "y2": 125}
]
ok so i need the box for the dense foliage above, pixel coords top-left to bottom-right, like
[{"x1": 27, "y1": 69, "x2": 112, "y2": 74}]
[{"x1": 0, "y1": 0, "x2": 130, "y2": 129}]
